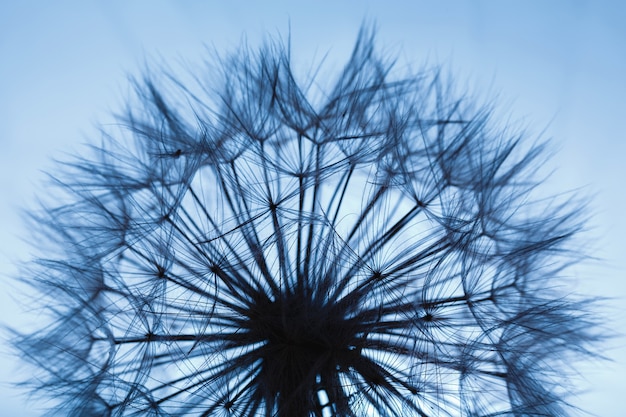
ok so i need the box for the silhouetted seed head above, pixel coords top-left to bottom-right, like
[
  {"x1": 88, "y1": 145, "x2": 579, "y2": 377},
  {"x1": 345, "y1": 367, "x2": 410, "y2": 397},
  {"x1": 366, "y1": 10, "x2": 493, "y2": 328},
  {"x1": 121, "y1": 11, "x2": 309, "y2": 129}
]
[{"x1": 13, "y1": 27, "x2": 602, "y2": 417}]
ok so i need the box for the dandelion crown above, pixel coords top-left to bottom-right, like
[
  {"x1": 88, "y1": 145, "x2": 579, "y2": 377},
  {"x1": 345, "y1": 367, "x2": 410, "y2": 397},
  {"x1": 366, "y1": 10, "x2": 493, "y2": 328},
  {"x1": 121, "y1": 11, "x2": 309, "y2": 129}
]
[{"x1": 14, "y1": 27, "x2": 601, "y2": 416}]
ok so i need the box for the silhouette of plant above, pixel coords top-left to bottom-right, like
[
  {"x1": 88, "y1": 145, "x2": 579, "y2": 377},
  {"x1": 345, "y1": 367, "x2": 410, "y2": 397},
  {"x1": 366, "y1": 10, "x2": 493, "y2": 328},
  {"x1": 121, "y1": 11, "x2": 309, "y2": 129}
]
[{"x1": 13, "y1": 28, "x2": 601, "y2": 416}]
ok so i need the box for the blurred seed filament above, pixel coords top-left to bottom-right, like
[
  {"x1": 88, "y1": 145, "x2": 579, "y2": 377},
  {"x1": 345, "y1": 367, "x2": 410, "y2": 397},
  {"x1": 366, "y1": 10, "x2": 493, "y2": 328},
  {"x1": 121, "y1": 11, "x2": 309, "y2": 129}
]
[{"x1": 15, "y1": 28, "x2": 601, "y2": 416}]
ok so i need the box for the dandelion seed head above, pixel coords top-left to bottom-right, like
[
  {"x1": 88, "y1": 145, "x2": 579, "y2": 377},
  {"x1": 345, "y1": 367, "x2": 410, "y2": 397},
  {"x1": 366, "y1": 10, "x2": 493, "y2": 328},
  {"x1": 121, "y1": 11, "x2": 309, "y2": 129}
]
[{"x1": 12, "y1": 27, "x2": 602, "y2": 417}]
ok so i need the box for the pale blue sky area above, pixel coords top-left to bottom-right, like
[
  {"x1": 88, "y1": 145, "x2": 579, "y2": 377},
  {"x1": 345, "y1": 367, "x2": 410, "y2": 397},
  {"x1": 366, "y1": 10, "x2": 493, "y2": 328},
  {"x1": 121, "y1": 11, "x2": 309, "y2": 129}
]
[{"x1": 1, "y1": 2, "x2": 624, "y2": 416}]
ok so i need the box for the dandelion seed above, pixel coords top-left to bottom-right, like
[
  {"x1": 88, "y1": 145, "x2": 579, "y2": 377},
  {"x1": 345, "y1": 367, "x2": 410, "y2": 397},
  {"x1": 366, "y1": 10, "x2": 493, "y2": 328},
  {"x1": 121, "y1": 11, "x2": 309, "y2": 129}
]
[{"x1": 12, "y1": 27, "x2": 602, "y2": 416}]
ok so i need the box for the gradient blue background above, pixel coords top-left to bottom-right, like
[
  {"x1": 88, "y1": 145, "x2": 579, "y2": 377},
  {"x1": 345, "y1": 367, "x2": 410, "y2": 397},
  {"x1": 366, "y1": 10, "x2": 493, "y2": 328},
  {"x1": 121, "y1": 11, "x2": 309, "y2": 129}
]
[{"x1": 1, "y1": 2, "x2": 624, "y2": 416}]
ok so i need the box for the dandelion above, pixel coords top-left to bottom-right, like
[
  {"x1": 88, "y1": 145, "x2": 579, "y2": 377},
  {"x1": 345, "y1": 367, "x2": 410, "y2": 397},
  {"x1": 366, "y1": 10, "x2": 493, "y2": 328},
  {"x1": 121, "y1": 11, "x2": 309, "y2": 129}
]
[{"x1": 13, "y1": 28, "x2": 601, "y2": 416}]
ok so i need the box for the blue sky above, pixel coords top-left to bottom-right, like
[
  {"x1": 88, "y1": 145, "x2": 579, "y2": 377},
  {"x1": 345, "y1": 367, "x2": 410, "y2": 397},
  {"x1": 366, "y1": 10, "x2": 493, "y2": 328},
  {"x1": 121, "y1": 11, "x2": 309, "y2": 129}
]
[{"x1": 1, "y1": 2, "x2": 624, "y2": 416}]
